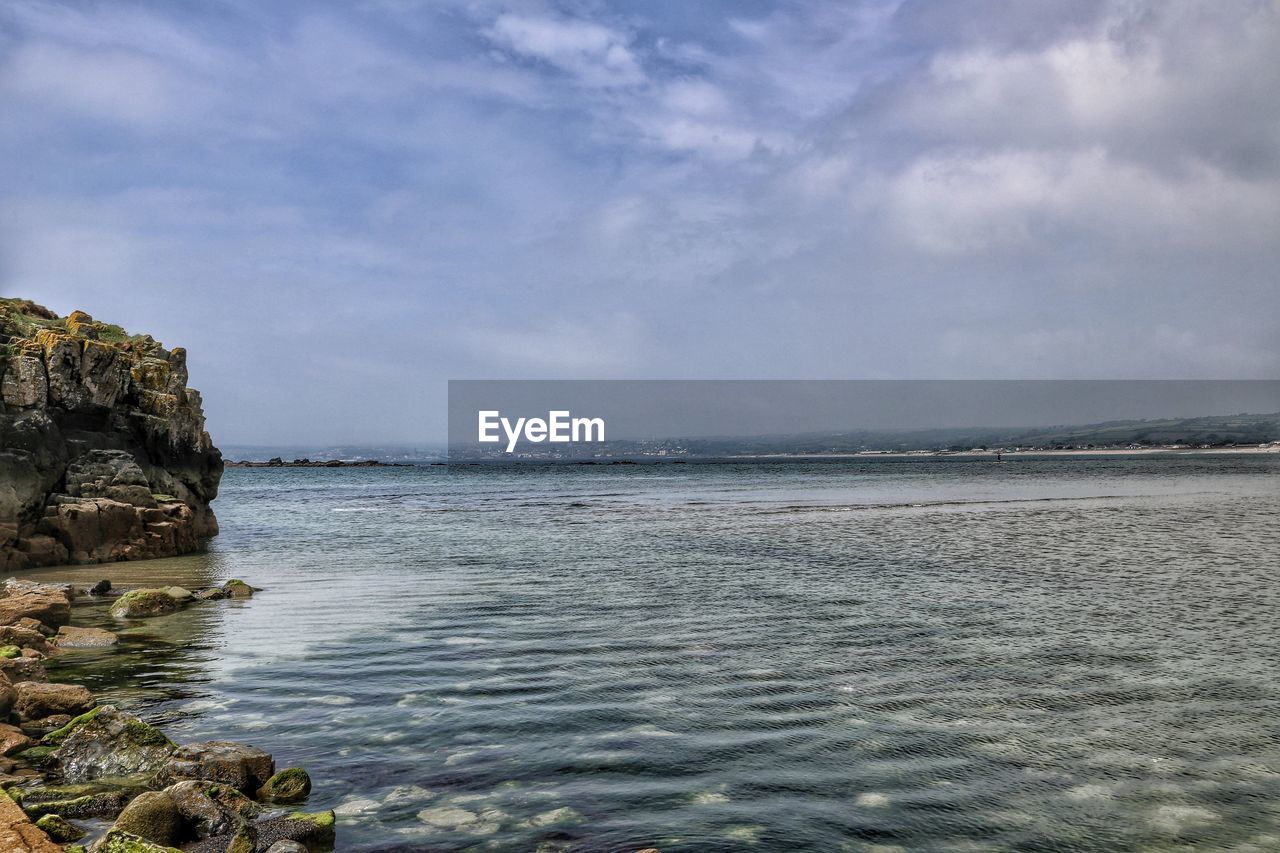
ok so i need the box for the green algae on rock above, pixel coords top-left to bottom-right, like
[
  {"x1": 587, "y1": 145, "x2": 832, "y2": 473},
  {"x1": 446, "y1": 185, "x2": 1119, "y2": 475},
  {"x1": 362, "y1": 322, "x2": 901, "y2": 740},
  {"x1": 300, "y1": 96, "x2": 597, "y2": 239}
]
[
  {"x1": 256, "y1": 767, "x2": 312, "y2": 804},
  {"x1": 108, "y1": 589, "x2": 180, "y2": 619},
  {"x1": 43, "y1": 706, "x2": 176, "y2": 782},
  {"x1": 112, "y1": 790, "x2": 182, "y2": 847},
  {"x1": 33, "y1": 813, "x2": 82, "y2": 842},
  {"x1": 95, "y1": 828, "x2": 183, "y2": 853}
]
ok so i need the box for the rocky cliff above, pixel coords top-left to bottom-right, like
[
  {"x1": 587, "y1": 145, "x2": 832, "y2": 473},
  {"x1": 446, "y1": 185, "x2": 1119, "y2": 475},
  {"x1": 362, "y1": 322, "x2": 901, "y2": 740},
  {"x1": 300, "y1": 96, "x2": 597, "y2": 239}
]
[{"x1": 0, "y1": 298, "x2": 221, "y2": 570}]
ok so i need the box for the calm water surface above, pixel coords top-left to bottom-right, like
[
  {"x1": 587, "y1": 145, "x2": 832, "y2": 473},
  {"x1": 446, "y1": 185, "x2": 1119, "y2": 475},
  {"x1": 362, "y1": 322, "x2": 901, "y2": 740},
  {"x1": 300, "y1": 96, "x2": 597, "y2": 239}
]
[{"x1": 28, "y1": 456, "x2": 1280, "y2": 851}]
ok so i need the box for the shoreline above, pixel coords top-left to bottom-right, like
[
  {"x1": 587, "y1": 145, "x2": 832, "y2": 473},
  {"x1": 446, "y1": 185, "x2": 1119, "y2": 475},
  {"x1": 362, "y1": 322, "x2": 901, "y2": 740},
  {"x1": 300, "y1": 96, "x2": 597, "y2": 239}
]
[
  {"x1": 728, "y1": 445, "x2": 1280, "y2": 459},
  {"x1": 0, "y1": 576, "x2": 336, "y2": 852}
]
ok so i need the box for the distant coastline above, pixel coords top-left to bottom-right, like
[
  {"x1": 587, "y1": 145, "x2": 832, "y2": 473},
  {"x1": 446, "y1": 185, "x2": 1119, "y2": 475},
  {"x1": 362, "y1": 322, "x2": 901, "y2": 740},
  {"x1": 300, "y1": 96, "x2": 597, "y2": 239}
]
[{"x1": 225, "y1": 458, "x2": 409, "y2": 468}]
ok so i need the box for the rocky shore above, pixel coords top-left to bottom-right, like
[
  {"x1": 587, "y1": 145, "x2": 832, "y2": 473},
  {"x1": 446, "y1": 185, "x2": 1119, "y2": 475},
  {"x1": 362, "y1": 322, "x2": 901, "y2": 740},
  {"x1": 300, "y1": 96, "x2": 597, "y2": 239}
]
[
  {"x1": 0, "y1": 299, "x2": 222, "y2": 572},
  {"x1": 0, "y1": 577, "x2": 334, "y2": 852}
]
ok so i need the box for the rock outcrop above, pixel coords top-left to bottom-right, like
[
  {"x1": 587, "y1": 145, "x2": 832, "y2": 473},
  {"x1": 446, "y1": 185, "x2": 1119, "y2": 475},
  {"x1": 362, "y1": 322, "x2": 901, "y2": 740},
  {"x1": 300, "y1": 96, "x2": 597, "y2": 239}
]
[{"x1": 0, "y1": 299, "x2": 221, "y2": 569}]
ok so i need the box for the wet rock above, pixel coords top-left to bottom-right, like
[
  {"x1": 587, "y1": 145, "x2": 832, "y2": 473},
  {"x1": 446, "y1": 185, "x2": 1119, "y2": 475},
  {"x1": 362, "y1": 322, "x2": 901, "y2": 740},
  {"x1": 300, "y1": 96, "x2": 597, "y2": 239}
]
[
  {"x1": 89, "y1": 580, "x2": 112, "y2": 596},
  {"x1": 186, "y1": 824, "x2": 256, "y2": 853},
  {"x1": 0, "y1": 624, "x2": 56, "y2": 654},
  {"x1": 222, "y1": 580, "x2": 254, "y2": 599},
  {"x1": 46, "y1": 706, "x2": 176, "y2": 782},
  {"x1": 0, "y1": 580, "x2": 71, "y2": 628},
  {"x1": 53, "y1": 626, "x2": 118, "y2": 648},
  {"x1": 21, "y1": 714, "x2": 72, "y2": 738},
  {"x1": 13, "y1": 617, "x2": 54, "y2": 637},
  {"x1": 33, "y1": 813, "x2": 83, "y2": 842},
  {"x1": 109, "y1": 589, "x2": 180, "y2": 619},
  {"x1": 164, "y1": 780, "x2": 259, "y2": 839},
  {"x1": 252, "y1": 811, "x2": 335, "y2": 851},
  {"x1": 264, "y1": 842, "x2": 308, "y2": 853},
  {"x1": 0, "y1": 722, "x2": 32, "y2": 756},
  {"x1": 13, "y1": 682, "x2": 94, "y2": 721},
  {"x1": 94, "y1": 828, "x2": 183, "y2": 852},
  {"x1": 256, "y1": 768, "x2": 312, "y2": 804},
  {"x1": 156, "y1": 741, "x2": 274, "y2": 794},
  {"x1": 0, "y1": 655, "x2": 47, "y2": 683},
  {"x1": 15, "y1": 785, "x2": 132, "y2": 820},
  {"x1": 0, "y1": 788, "x2": 62, "y2": 852},
  {"x1": 112, "y1": 791, "x2": 181, "y2": 847}
]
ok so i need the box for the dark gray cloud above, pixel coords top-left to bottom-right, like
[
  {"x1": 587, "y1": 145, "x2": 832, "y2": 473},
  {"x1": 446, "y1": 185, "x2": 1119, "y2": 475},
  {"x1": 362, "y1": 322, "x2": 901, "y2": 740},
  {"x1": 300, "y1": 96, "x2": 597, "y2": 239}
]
[{"x1": 0, "y1": 0, "x2": 1275, "y2": 443}]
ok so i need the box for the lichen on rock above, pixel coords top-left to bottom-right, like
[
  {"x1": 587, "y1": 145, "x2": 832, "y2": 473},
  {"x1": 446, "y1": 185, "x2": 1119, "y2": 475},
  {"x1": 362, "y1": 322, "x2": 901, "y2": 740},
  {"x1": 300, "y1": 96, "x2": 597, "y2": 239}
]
[{"x1": 0, "y1": 299, "x2": 222, "y2": 570}]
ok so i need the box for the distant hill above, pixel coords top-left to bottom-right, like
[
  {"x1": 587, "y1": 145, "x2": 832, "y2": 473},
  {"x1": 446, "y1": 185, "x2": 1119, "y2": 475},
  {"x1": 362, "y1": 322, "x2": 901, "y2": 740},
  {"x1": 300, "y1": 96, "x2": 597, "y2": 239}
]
[{"x1": 667, "y1": 412, "x2": 1280, "y2": 455}]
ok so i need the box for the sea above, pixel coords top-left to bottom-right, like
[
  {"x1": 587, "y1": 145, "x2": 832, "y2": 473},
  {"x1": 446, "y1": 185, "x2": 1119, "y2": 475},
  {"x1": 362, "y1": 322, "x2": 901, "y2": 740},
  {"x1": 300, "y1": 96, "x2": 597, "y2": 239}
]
[{"x1": 28, "y1": 454, "x2": 1280, "y2": 851}]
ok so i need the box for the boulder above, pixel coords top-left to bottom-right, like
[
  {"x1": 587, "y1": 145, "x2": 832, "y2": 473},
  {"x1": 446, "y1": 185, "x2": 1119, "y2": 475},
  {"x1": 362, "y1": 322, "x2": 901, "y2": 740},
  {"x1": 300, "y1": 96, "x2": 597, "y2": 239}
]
[
  {"x1": 265, "y1": 843, "x2": 309, "y2": 853},
  {"x1": 194, "y1": 588, "x2": 226, "y2": 602},
  {"x1": 0, "y1": 580, "x2": 70, "y2": 628},
  {"x1": 164, "y1": 780, "x2": 259, "y2": 839},
  {"x1": 109, "y1": 589, "x2": 179, "y2": 619},
  {"x1": 0, "y1": 625, "x2": 56, "y2": 655},
  {"x1": 88, "y1": 580, "x2": 112, "y2": 596},
  {"x1": 13, "y1": 617, "x2": 53, "y2": 637},
  {"x1": 13, "y1": 682, "x2": 94, "y2": 721},
  {"x1": 33, "y1": 813, "x2": 82, "y2": 842},
  {"x1": 0, "y1": 656, "x2": 46, "y2": 683},
  {"x1": 11, "y1": 784, "x2": 133, "y2": 820},
  {"x1": 222, "y1": 580, "x2": 254, "y2": 599},
  {"x1": 53, "y1": 626, "x2": 118, "y2": 648},
  {"x1": 155, "y1": 741, "x2": 274, "y2": 794},
  {"x1": 45, "y1": 706, "x2": 176, "y2": 782},
  {"x1": 111, "y1": 791, "x2": 181, "y2": 847},
  {"x1": 0, "y1": 722, "x2": 33, "y2": 755},
  {"x1": 256, "y1": 768, "x2": 312, "y2": 804}
]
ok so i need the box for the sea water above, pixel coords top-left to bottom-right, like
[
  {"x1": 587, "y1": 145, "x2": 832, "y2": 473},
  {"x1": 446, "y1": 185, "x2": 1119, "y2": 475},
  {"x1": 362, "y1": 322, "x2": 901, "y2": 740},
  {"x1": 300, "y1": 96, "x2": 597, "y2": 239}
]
[{"x1": 32, "y1": 455, "x2": 1280, "y2": 851}]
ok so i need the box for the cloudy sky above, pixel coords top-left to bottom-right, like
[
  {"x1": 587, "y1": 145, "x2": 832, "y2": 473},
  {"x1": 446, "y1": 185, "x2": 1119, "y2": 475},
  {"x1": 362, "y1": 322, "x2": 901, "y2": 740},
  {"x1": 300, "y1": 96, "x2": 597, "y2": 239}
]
[{"x1": 1, "y1": 0, "x2": 1277, "y2": 443}]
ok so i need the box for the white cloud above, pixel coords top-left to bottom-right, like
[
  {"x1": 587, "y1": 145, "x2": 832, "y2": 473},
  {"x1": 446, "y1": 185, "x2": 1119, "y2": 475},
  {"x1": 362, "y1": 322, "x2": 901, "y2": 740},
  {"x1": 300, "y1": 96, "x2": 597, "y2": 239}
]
[{"x1": 486, "y1": 14, "x2": 645, "y2": 88}]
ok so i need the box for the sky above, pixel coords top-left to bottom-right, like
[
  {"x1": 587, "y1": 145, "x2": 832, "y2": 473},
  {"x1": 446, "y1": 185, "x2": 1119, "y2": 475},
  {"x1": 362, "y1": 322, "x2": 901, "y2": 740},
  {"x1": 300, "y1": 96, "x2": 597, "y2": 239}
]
[{"x1": 1, "y1": 0, "x2": 1277, "y2": 444}]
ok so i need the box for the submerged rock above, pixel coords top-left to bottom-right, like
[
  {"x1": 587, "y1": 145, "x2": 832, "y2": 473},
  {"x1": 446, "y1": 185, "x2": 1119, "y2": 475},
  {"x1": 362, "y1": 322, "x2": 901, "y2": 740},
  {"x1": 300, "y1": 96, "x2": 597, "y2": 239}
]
[
  {"x1": 222, "y1": 580, "x2": 254, "y2": 599},
  {"x1": 256, "y1": 767, "x2": 312, "y2": 804},
  {"x1": 46, "y1": 706, "x2": 176, "y2": 782},
  {"x1": 88, "y1": 580, "x2": 112, "y2": 596},
  {"x1": 53, "y1": 625, "x2": 119, "y2": 648},
  {"x1": 112, "y1": 791, "x2": 182, "y2": 847},
  {"x1": 155, "y1": 741, "x2": 274, "y2": 794}
]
